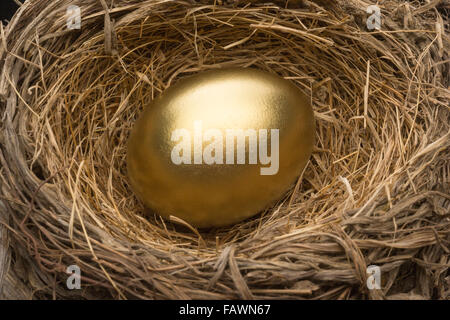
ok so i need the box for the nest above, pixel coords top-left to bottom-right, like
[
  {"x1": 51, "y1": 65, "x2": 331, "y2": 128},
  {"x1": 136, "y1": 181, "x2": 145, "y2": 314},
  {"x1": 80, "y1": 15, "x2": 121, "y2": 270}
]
[{"x1": 0, "y1": 0, "x2": 449, "y2": 299}]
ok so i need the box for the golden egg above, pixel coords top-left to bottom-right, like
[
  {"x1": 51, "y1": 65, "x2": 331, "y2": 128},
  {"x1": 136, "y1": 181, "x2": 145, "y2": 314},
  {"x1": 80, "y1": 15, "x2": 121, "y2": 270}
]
[{"x1": 127, "y1": 68, "x2": 315, "y2": 228}]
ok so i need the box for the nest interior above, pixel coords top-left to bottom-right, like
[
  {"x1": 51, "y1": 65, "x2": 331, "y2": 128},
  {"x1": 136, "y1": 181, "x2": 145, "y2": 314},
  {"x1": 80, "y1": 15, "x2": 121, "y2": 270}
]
[{"x1": 0, "y1": 0, "x2": 449, "y2": 299}]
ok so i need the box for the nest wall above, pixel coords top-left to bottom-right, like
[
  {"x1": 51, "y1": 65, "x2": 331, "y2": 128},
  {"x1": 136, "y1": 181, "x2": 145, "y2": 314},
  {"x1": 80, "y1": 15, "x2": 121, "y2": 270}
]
[{"x1": 0, "y1": 0, "x2": 449, "y2": 299}]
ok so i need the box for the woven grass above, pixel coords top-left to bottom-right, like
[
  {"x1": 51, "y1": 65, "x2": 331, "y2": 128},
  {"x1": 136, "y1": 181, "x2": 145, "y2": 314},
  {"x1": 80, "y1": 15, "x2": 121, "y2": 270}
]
[{"x1": 0, "y1": 0, "x2": 449, "y2": 299}]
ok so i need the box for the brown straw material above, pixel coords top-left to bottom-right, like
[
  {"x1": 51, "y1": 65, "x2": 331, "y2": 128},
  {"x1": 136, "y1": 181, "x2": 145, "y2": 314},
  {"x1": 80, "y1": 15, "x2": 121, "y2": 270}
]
[{"x1": 0, "y1": 0, "x2": 449, "y2": 299}]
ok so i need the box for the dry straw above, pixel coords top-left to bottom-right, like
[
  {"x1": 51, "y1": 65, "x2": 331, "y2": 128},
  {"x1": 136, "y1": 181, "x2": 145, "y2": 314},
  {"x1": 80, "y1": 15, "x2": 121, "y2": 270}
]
[{"x1": 0, "y1": 0, "x2": 449, "y2": 299}]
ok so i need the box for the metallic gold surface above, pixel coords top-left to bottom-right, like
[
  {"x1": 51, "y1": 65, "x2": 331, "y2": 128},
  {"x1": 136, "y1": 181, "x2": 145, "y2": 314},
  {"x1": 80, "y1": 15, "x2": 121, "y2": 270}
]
[{"x1": 127, "y1": 68, "x2": 315, "y2": 228}]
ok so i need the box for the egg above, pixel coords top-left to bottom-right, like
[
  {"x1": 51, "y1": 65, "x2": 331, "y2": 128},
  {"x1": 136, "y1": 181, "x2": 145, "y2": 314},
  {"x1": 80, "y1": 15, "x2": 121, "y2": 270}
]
[{"x1": 127, "y1": 68, "x2": 315, "y2": 228}]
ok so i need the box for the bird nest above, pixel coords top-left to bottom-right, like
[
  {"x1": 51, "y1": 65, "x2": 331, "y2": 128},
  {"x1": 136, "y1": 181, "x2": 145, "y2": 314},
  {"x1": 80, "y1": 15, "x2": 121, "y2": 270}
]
[{"x1": 0, "y1": 0, "x2": 449, "y2": 299}]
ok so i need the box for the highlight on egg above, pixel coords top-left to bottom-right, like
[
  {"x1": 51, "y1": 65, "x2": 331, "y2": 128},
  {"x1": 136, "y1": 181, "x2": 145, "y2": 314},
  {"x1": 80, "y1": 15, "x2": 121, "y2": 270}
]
[{"x1": 127, "y1": 68, "x2": 315, "y2": 228}]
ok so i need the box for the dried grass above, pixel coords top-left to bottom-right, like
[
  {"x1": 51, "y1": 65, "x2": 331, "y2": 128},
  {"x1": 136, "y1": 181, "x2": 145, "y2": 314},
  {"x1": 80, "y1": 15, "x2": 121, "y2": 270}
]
[{"x1": 0, "y1": 0, "x2": 449, "y2": 299}]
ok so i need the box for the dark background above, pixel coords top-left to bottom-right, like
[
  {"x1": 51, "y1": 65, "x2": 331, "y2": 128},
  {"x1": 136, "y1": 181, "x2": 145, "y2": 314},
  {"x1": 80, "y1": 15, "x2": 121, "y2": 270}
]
[{"x1": 1, "y1": 0, "x2": 20, "y2": 24}]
